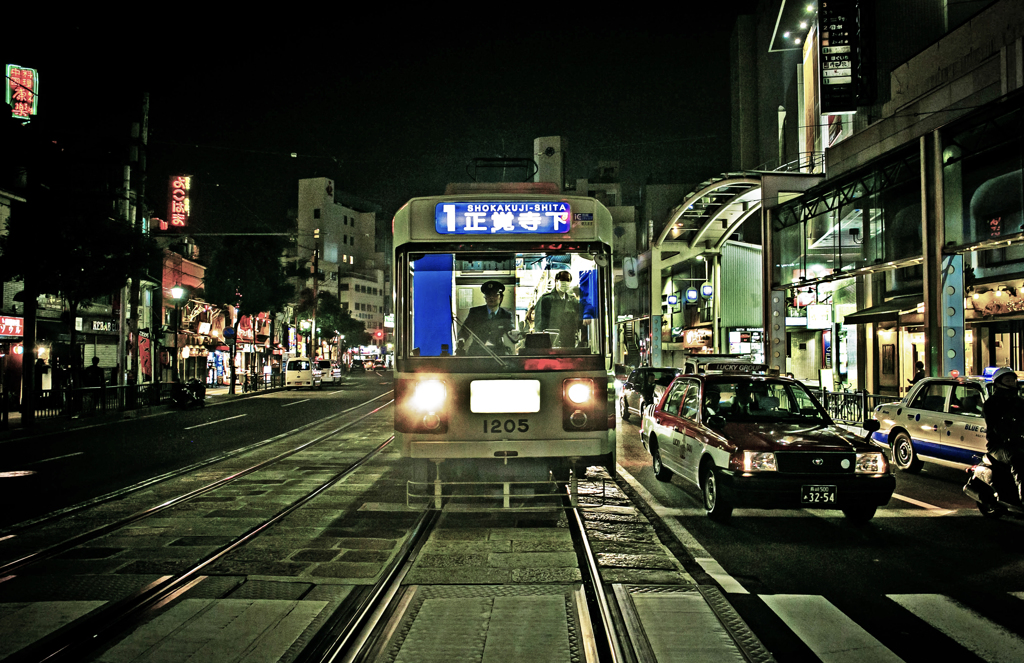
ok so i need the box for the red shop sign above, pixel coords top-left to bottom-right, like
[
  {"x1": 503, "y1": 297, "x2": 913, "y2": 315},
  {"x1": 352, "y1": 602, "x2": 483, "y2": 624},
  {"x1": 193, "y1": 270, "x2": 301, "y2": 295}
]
[{"x1": 0, "y1": 316, "x2": 24, "y2": 336}]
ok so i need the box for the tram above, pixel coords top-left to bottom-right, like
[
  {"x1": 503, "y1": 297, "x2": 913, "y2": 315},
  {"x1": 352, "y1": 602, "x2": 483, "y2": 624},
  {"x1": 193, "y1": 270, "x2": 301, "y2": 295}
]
[{"x1": 393, "y1": 182, "x2": 616, "y2": 501}]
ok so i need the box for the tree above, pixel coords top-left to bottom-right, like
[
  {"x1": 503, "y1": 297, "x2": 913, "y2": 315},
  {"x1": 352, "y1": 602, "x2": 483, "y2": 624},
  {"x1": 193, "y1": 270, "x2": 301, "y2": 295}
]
[
  {"x1": 296, "y1": 290, "x2": 371, "y2": 357},
  {"x1": 204, "y1": 235, "x2": 294, "y2": 393},
  {"x1": 0, "y1": 185, "x2": 159, "y2": 410}
]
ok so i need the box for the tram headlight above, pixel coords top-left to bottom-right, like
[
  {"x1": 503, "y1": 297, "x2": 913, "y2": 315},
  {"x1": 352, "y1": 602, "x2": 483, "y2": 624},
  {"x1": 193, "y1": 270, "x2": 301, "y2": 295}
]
[
  {"x1": 563, "y1": 378, "x2": 606, "y2": 431},
  {"x1": 411, "y1": 379, "x2": 446, "y2": 412},
  {"x1": 396, "y1": 378, "x2": 449, "y2": 434},
  {"x1": 567, "y1": 382, "x2": 591, "y2": 405}
]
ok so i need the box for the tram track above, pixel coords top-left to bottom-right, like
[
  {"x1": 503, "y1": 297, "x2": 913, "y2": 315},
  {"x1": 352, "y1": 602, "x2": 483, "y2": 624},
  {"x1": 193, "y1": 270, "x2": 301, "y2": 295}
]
[
  {"x1": 0, "y1": 399, "x2": 399, "y2": 662},
  {"x1": 0, "y1": 392, "x2": 393, "y2": 548},
  {"x1": 297, "y1": 490, "x2": 629, "y2": 663}
]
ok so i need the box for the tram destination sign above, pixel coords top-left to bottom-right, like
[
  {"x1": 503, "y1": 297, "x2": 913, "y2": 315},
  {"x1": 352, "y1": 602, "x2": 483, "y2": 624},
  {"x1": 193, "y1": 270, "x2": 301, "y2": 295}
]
[{"x1": 436, "y1": 202, "x2": 572, "y2": 235}]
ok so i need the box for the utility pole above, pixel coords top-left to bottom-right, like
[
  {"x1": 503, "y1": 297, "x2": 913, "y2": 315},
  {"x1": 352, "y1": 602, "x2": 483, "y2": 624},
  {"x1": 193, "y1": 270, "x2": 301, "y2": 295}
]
[
  {"x1": 312, "y1": 228, "x2": 319, "y2": 358},
  {"x1": 129, "y1": 92, "x2": 149, "y2": 390}
]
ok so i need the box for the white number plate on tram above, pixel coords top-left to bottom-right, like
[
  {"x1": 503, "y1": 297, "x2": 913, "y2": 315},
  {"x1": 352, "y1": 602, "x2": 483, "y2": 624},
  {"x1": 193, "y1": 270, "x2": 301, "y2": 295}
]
[{"x1": 470, "y1": 380, "x2": 541, "y2": 413}]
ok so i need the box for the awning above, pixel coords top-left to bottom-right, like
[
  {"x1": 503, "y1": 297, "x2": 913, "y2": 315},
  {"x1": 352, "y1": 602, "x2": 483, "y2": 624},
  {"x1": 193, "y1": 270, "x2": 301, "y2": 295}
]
[{"x1": 842, "y1": 294, "x2": 923, "y2": 325}]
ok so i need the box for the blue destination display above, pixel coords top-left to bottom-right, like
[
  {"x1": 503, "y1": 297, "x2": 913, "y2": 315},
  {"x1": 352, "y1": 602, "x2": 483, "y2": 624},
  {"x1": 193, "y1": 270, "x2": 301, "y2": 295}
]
[{"x1": 436, "y1": 202, "x2": 571, "y2": 235}]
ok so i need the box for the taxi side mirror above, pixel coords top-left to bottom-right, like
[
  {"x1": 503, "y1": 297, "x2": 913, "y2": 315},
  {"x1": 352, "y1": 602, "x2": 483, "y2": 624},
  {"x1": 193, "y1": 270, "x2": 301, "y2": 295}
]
[
  {"x1": 707, "y1": 415, "x2": 727, "y2": 429},
  {"x1": 863, "y1": 419, "x2": 881, "y2": 433}
]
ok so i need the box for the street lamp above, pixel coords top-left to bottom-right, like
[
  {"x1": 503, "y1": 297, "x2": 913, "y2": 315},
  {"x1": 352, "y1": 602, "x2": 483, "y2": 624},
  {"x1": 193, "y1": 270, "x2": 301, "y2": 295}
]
[{"x1": 171, "y1": 286, "x2": 184, "y2": 382}]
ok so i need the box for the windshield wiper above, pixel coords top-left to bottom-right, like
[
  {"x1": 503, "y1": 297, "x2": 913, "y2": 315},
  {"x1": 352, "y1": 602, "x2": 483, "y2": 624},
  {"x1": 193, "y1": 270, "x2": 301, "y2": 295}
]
[{"x1": 450, "y1": 305, "x2": 508, "y2": 369}]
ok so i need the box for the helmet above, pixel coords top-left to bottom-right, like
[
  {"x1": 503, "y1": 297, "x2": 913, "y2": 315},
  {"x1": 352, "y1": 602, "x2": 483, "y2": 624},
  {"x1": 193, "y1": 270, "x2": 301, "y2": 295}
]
[
  {"x1": 481, "y1": 280, "x2": 505, "y2": 296},
  {"x1": 992, "y1": 367, "x2": 1017, "y2": 388}
]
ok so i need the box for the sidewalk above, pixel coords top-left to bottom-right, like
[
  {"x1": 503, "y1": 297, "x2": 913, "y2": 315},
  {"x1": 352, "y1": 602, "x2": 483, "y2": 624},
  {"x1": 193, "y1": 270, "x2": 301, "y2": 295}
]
[{"x1": 0, "y1": 384, "x2": 266, "y2": 443}]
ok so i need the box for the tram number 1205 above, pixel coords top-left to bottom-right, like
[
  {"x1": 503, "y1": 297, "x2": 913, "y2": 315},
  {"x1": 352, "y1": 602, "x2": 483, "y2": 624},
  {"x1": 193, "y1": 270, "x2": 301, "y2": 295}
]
[{"x1": 485, "y1": 419, "x2": 530, "y2": 434}]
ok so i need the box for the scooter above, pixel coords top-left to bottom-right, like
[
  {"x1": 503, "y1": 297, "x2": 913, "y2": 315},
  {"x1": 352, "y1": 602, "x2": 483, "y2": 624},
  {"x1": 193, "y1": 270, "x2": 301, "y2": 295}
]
[
  {"x1": 171, "y1": 379, "x2": 206, "y2": 409},
  {"x1": 963, "y1": 454, "x2": 1024, "y2": 519}
]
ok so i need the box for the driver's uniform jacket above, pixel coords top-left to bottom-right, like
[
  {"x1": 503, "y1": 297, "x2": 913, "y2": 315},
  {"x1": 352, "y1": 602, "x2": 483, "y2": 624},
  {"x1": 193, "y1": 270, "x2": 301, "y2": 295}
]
[{"x1": 983, "y1": 388, "x2": 1024, "y2": 452}]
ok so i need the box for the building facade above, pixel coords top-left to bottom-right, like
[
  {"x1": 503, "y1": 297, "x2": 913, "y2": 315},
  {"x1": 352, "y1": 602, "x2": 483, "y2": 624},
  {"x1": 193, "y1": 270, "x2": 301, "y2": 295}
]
[{"x1": 763, "y1": 0, "x2": 1024, "y2": 396}]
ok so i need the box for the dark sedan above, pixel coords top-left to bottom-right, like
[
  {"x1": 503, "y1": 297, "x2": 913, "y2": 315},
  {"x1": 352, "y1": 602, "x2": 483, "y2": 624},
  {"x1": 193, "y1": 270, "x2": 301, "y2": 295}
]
[
  {"x1": 640, "y1": 369, "x2": 893, "y2": 522},
  {"x1": 619, "y1": 367, "x2": 680, "y2": 422}
]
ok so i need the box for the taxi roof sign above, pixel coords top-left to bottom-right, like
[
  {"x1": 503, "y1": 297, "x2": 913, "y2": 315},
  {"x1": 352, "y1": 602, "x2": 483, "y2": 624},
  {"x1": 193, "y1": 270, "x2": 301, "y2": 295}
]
[{"x1": 704, "y1": 362, "x2": 767, "y2": 374}]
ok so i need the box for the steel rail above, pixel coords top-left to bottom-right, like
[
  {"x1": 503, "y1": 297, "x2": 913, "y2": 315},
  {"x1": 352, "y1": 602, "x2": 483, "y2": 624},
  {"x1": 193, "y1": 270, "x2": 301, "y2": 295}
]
[
  {"x1": 0, "y1": 391, "x2": 394, "y2": 538},
  {"x1": 0, "y1": 398, "x2": 394, "y2": 577},
  {"x1": 6, "y1": 433, "x2": 398, "y2": 663},
  {"x1": 569, "y1": 501, "x2": 628, "y2": 663},
  {"x1": 294, "y1": 508, "x2": 441, "y2": 663}
]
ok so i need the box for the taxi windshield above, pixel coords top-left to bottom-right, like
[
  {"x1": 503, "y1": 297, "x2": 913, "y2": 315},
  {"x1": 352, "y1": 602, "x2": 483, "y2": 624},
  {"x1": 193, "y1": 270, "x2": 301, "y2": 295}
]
[{"x1": 704, "y1": 379, "x2": 829, "y2": 425}]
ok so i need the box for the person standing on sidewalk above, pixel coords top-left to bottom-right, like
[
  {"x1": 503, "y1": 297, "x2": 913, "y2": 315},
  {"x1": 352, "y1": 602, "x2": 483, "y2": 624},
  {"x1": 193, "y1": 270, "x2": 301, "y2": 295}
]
[{"x1": 83, "y1": 357, "x2": 105, "y2": 414}]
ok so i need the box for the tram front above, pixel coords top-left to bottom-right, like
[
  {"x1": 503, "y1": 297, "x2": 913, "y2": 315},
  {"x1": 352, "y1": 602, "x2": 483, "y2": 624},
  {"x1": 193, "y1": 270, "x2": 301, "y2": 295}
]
[{"x1": 392, "y1": 183, "x2": 616, "y2": 503}]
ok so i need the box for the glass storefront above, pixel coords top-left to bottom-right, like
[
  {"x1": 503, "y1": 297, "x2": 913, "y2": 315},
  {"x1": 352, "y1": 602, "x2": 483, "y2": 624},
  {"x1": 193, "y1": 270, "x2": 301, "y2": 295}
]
[{"x1": 774, "y1": 146, "x2": 922, "y2": 289}]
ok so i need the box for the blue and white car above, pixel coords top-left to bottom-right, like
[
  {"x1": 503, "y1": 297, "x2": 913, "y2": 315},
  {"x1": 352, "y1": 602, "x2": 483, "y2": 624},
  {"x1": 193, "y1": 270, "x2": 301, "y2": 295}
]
[{"x1": 871, "y1": 376, "x2": 995, "y2": 473}]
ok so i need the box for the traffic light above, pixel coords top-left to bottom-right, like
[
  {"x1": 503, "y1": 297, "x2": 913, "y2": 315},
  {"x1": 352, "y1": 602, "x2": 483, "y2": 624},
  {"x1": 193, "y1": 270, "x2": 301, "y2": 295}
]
[{"x1": 375, "y1": 330, "x2": 383, "y2": 339}]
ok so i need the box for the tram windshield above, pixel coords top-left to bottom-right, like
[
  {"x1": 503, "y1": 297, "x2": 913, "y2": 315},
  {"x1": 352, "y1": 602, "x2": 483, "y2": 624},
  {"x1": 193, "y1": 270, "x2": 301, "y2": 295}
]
[{"x1": 403, "y1": 251, "x2": 609, "y2": 359}]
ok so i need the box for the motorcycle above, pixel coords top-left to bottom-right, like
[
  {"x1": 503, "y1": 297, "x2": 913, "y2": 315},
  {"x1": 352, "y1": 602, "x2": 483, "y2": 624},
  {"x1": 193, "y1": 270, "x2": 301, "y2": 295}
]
[
  {"x1": 963, "y1": 454, "x2": 1024, "y2": 519},
  {"x1": 171, "y1": 378, "x2": 206, "y2": 409}
]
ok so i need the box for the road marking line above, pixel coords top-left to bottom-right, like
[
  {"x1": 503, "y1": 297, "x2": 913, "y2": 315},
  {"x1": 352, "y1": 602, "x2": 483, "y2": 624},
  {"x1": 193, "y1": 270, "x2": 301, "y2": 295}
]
[
  {"x1": 25, "y1": 452, "x2": 85, "y2": 466},
  {"x1": 762, "y1": 595, "x2": 903, "y2": 662},
  {"x1": 183, "y1": 414, "x2": 247, "y2": 430},
  {"x1": 891, "y1": 493, "x2": 947, "y2": 510},
  {"x1": 617, "y1": 464, "x2": 748, "y2": 594},
  {"x1": 889, "y1": 594, "x2": 1024, "y2": 663},
  {"x1": 282, "y1": 399, "x2": 310, "y2": 407}
]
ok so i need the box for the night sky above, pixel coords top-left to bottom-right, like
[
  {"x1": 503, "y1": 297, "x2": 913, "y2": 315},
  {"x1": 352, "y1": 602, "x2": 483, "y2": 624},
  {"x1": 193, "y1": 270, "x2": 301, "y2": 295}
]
[{"x1": 8, "y1": 10, "x2": 756, "y2": 234}]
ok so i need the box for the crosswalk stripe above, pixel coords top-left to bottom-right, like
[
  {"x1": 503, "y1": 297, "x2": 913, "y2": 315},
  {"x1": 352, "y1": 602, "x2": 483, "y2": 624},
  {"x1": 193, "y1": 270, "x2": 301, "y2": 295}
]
[
  {"x1": 761, "y1": 595, "x2": 904, "y2": 662},
  {"x1": 888, "y1": 594, "x2": 1024, "y2": 663}
]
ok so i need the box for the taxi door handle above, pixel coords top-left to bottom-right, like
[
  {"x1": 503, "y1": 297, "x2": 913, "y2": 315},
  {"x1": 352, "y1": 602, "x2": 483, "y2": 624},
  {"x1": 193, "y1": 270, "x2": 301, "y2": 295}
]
[{"x1": 944, "y1": 420, "x2": 954, "y2": 426}]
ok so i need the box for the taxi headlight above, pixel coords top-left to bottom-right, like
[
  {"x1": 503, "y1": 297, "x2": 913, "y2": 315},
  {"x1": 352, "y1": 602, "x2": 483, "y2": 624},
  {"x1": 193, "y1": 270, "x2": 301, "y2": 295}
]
[
  {"x1": 855, "y1": 452, "x2": 887, "y2": 474},
  {"x1": 411, "y1": 380, "x2": 446, "y2": 412},
  {"x1": 742, "y1": 451, "x2": 777, "y2": 472},
  {"x1": 567, "y1": 382, "x2": 591, "y2": 404}
]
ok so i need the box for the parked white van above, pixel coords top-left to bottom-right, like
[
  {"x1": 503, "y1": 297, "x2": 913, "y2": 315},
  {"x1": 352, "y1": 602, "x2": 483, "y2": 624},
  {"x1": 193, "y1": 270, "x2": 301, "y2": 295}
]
[{"x1": 284, "y1": 356, "x2": 322, "y2": 390}]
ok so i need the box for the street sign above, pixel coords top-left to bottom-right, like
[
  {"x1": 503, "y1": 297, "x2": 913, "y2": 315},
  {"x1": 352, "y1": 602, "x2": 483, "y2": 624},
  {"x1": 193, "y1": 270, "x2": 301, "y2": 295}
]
[{"x1": 223, "y1": 327, "x2": 236, "y2": 346}]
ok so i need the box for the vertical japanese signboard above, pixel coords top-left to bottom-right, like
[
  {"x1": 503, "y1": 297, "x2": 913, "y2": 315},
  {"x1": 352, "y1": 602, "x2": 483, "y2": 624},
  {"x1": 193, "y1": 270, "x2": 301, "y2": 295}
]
[
  {"x1": 168, "y1": 175, "x2": 192, "y2": 228},
  {"x1": 5, "y1": 64, "x2": 38, "y2": 122},
  {"x1": 139, "y1": 332, "x2": 152, "y2": 380},
  {"x1": 818, "y1": 0, "x2": 858, "y2": 114}
]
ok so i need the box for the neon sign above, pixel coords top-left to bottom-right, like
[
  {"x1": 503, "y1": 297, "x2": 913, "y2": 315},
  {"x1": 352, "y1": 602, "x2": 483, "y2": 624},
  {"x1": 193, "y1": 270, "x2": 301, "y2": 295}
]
[
  {"x1": 5, "y1": 65, "x2": 38, "y2": 121},
  {"x1": 0, "y1": 316, "x2": 24, "y2": 336},
  {"x1": 435, "y1": 202, "x2": 571, "y2": 235},
  {"x1": 168, "y1": 175, "x2": 192, "y2": 228}
]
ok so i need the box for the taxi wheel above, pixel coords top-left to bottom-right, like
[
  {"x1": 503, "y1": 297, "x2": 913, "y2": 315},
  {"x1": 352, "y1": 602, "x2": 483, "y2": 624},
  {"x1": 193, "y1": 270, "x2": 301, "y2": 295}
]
[
  {"x1": 841, "y1": 505, "x2": 877, "y2": 523},
  {"x1": 702, "y1": 465, "x2": 733, "y2": 522},
  {"x1": 977, "y1": 501, "x2": 1006, "y2": 519},
  {"x1": 651, "y1": 441, "x2": 672, "y2": 482},
  {"x1": 620, "y1": 397, "x2": 630, "y2": 422},
  {"x1": 891, "y1": 431, "x2": 923, "y2": 473}
]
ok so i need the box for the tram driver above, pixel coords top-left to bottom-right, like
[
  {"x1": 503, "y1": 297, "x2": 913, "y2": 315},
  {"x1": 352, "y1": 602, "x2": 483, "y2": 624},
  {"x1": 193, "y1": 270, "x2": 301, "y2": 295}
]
[{"x1": 457, "y1": 280, "x2": 516, "y2": 355}]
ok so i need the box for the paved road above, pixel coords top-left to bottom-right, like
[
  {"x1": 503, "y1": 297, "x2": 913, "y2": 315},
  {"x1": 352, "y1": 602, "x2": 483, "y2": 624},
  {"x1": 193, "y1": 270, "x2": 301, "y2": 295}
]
[{"x1": 0, "y1": 372, "x2": 394, "y2": 529}]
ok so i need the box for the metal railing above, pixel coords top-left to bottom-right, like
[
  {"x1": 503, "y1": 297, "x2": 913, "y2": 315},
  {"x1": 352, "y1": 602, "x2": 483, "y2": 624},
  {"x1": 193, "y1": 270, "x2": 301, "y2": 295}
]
[
  {"x1": 808, "y1": 389, "x2": 902, "y2": 426},
  {"x1": 17, "y1": 383, "x2": 162, "y2": 422},
  {"x1": 3, "y1": 374, "x2": 288, "y2": 427}
]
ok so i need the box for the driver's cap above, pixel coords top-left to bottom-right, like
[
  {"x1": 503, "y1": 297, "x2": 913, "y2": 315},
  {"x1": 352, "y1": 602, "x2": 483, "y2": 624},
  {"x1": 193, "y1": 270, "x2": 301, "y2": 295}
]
[{"x1": 481, "y1": 280, "x2": 505, "y2": 296}]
